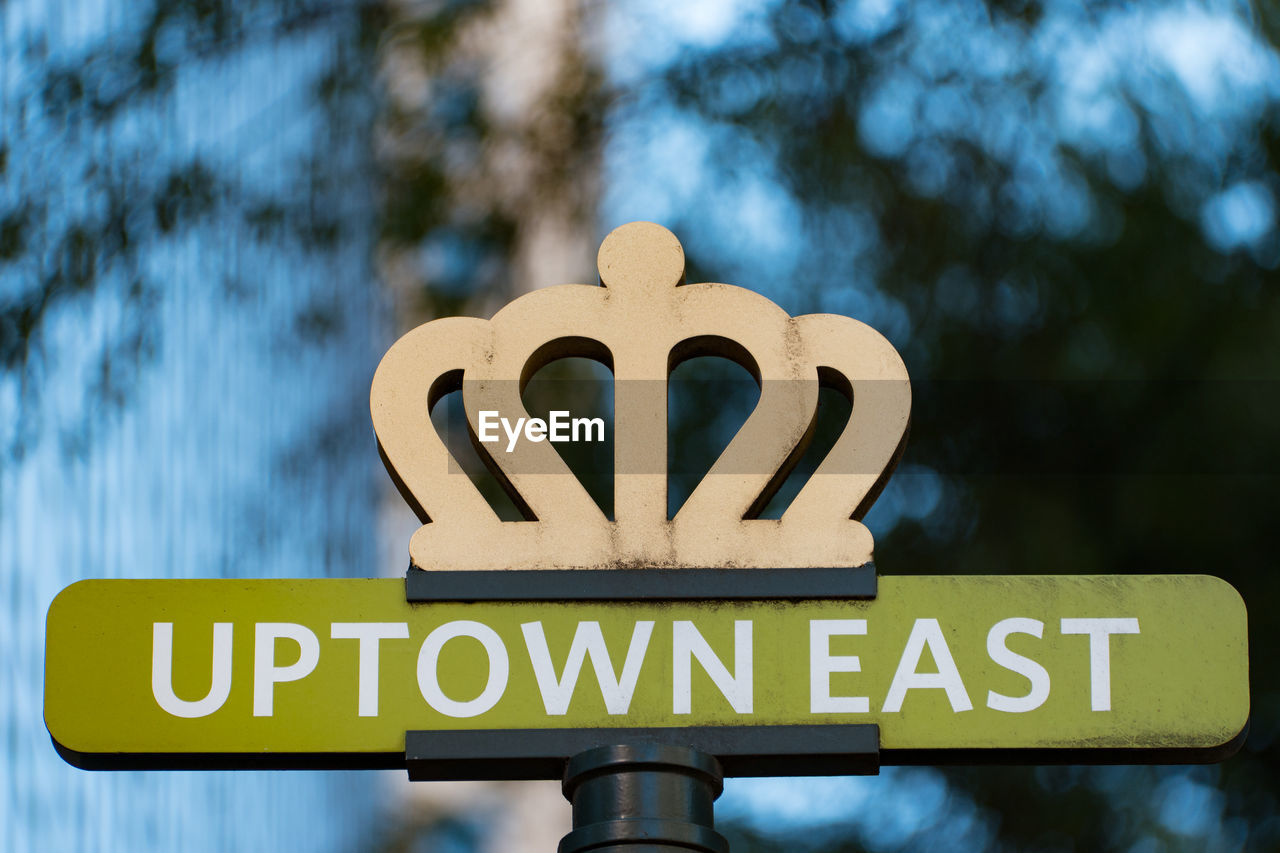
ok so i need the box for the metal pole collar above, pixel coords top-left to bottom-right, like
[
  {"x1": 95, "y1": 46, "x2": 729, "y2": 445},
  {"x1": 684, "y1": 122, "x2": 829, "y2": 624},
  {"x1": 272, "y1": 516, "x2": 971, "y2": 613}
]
[{"x1": 560, "y1": 743, "x2": 729, "y2": 853}]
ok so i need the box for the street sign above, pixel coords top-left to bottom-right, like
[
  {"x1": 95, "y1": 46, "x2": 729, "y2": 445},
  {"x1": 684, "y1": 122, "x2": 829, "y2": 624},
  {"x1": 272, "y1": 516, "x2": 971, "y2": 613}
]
[{"x1": 46, "y1": 573, "x2": 1247, "y2": 772}]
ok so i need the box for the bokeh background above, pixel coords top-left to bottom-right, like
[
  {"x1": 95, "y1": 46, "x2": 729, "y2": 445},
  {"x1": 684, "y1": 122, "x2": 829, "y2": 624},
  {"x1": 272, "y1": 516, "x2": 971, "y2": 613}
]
[{"x1": 3, "y1": 0, "x2": 1279, "y2": 850}]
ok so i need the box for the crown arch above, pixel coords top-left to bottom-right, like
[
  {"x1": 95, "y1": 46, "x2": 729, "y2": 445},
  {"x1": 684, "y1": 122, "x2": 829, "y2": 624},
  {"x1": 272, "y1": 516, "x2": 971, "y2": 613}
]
[
  {"x1": 782, "y1": 314, "x2": 911, "y2": 526},
  {"x1": 665, "y1": 336, "x2": 764, "y2": 518},
  {"x1": 518, "y1": 339, "x2": 616, "y2": 519},
  {"x1": 370, "y1": 317, "x2": 503, "y2": 529}
]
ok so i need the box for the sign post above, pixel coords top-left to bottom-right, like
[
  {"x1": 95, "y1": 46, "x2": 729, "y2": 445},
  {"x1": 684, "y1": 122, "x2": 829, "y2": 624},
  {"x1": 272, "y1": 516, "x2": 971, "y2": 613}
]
[{"x1": 46, "y1": 223, "x2": 1250, "y2": 850}]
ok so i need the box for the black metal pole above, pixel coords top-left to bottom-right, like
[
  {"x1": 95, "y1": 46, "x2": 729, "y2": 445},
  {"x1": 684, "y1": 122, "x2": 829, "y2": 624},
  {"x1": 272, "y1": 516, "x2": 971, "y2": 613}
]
[{"x1": 559, "y1": 743, "x2": 729, "y2": 853}]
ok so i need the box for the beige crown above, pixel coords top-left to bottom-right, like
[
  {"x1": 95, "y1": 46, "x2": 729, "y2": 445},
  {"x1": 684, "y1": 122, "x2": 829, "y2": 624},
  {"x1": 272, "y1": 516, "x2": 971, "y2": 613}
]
[{"x1": 371, "y1": 222, "x2": 911, "y2": 571}]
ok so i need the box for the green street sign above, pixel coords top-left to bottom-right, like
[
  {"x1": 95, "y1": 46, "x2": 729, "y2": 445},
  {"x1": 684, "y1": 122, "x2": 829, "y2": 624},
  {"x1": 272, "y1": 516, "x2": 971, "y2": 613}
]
[{"x1": 46, "y1": 573, "x2": 1247, "y2": 773}]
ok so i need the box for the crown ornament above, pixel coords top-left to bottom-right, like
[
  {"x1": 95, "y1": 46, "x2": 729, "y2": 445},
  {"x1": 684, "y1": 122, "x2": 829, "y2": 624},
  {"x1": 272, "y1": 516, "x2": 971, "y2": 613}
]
[{"x1": 371, "y1": 222, "x2": 911, "y2": 571}]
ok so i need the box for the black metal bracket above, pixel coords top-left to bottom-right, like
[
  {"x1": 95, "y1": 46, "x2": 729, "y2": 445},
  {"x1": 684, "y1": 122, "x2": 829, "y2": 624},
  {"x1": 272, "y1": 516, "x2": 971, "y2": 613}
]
[
  {"x1": 404, "y1": 725, "x2": 880, "y2": 781},
  {"x1": 404, "y1": 564, "x2": 877, "y2": 602}
]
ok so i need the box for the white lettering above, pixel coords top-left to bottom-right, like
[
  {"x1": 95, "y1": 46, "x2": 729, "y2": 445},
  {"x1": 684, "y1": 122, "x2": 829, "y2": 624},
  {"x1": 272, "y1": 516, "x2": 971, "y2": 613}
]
[
  {"x1": 1061, "y1": 617, "x2": 1140, "y2": 711},
  {"x1": 417, "y1": 621, "x2": 509, "y2": 717},
  {"x1": 475, "y1": 411, "x2": 604, "y2": 448},
  {"x1": 478, "y1": 409, "x2": 606, "y2": 448},
  {"x1": 152, "y1": 622, "x2": 233, "y2": 718},
  {"x1": 253, "y1": 623, "x2": 320, "y2": 717},
  {"x1": 986, "y1": 618, "x2": 1050, "y2": 713},
  {"x1": 549, "y1": 410, "x2": 570, "y2": 441},
  {"x1": 501, "y1": 417, "x2": 526, "y2": 453},
  {"x1": 882, "y1": 618, "x2": 972, "y2": 712},
  {"x1": 573, "y1": 416, "x2": 605, "y2": 442},
  {"x1": 810, "y1": 619, "x2": 869, "y2": 714},
  {"x1": 673, "y1": 621, "x2": 753, "y2": 714},
  {"x1": 330, "y1": 622, "x2": 409, "y2": 717},
  {"x1": 478, "y1": 410, "x2": 499, "y2": 443},
  {"x1": 521, "y1": 621, "x2": 654, "y2": 715}
]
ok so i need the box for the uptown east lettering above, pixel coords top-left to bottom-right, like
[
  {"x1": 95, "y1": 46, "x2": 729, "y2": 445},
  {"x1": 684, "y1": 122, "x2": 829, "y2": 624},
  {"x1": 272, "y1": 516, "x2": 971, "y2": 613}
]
[{"x1": 150, "y1": 615, "x2": 1139, "y2": 720}]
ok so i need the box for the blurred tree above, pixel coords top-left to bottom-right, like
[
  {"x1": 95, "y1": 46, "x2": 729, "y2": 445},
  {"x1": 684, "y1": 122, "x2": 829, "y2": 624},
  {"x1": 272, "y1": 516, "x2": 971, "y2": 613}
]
[
  {"x1": 0, "y1": 0, "x2": 387, "y2": 458},
  {"x1": 375, "y1": 0, "x2": 606, "y2": 326}
]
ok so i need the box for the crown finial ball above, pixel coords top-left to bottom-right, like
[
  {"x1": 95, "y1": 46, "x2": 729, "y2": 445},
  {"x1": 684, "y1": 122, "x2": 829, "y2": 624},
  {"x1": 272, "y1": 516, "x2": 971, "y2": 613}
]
[{"x1": 597, "y1": 221, "x2": 686, "y2": 293}]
